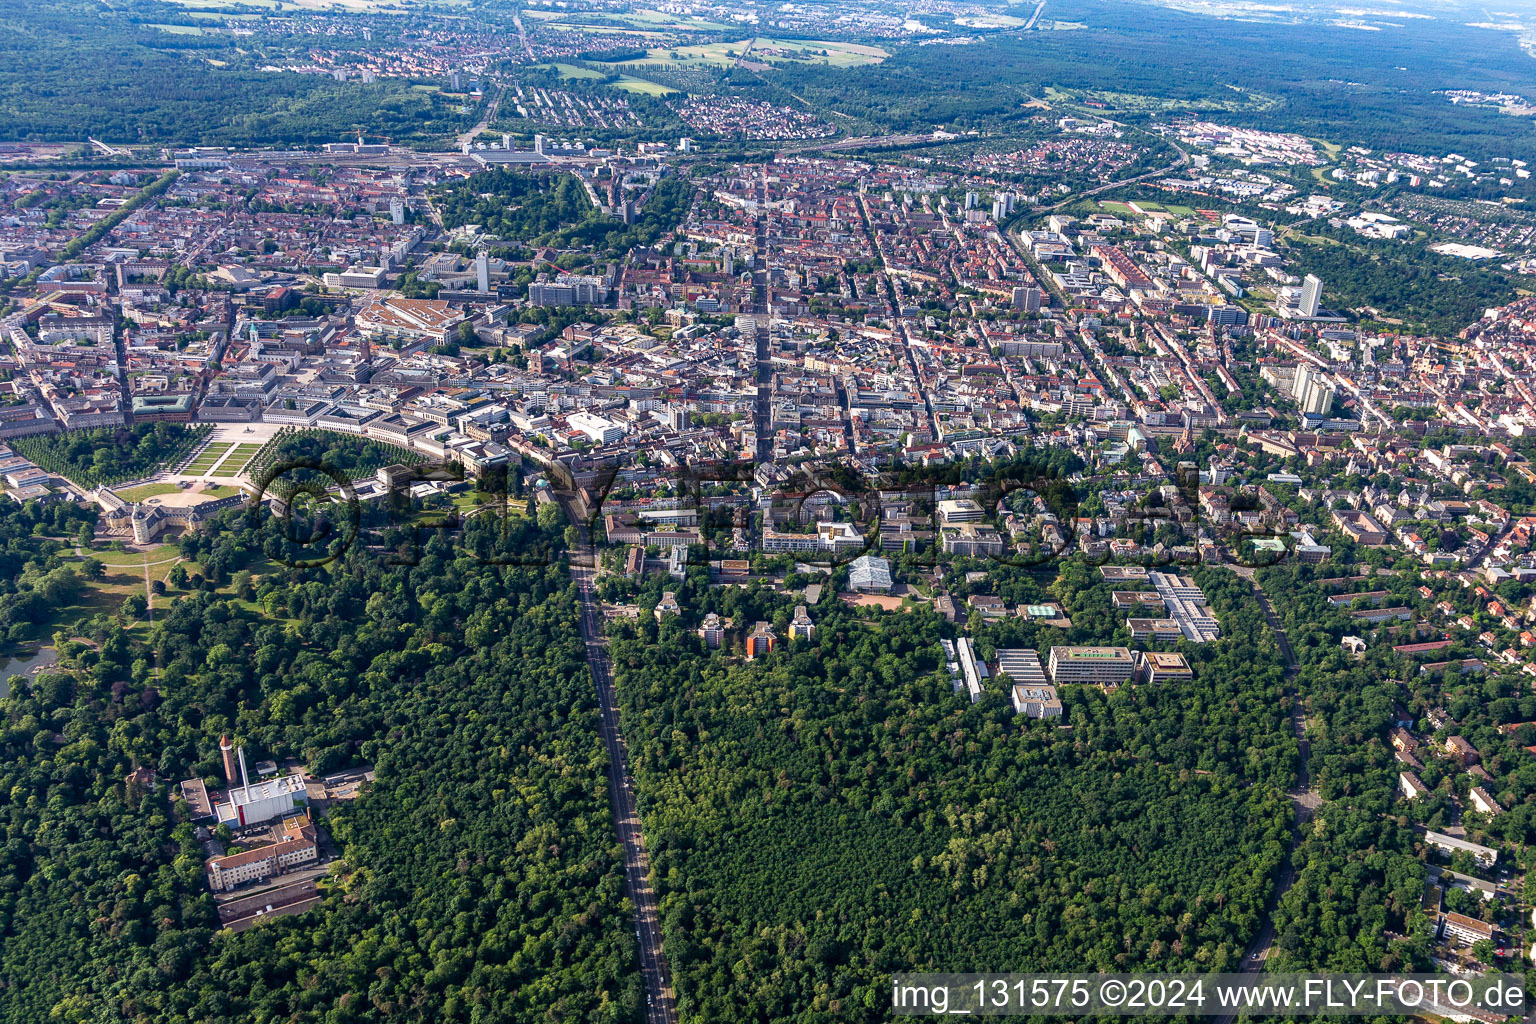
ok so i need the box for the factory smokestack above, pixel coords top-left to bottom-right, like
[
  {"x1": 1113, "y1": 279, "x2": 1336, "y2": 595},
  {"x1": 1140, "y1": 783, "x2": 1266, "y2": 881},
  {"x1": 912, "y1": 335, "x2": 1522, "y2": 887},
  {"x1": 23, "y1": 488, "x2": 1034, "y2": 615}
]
[{"x1": 220, "y1": 735, "x2": 237, "y2": 786}]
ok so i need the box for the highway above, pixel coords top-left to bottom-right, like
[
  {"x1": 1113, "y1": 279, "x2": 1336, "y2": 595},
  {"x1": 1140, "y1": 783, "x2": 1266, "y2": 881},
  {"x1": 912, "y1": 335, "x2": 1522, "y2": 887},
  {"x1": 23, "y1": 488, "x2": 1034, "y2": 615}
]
[{"x1": 569, "y1": 556, "x2": 679, "y2": 1024}]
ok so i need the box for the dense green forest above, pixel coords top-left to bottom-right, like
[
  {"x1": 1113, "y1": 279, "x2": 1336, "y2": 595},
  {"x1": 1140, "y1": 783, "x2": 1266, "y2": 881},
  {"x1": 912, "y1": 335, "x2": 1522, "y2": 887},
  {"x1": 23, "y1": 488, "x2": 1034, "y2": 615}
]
[
  {"x1": 0, "y1": 503, "x2": 647, "y2": 1022},
  {"x1": 1284, "y1": 236, "x2": 1525, "y2": 333},
  {"x1": 0, "y1": 1, "x2": 477, "y2": 146},
  {"x1": 604, "y1": 560, "x2": 1295, "y2": 1021},
  {"x1": 0, "y1": 499, "x2": 96, "y2": 646},
  {"x1": 15, "y1": 423, "x2": 209, "y2": 488},
  {"x1": 767, "y1": 0, "x2": 1536, "y2": 160},
  {"x1": 1253, "y1": 564, "x2": 1505, "y2": 970}
]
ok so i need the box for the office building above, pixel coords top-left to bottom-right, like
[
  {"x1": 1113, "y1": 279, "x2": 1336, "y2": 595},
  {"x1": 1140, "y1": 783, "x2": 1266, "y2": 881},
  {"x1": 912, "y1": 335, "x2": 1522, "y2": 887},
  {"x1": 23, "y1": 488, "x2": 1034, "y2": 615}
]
[
  {"x1": 956, "y1": 637, "x2": 985, "y2": 703},
  {"x1": 568, "y1": 411, "x2": 625, "y2": 444},
  {"x1": 937, "y1": 498, "x2": 985, "y2": 524},
  {"x1": 1047, "y1": 646, "x2": 1136, "y2": 687},
  {"x1": 1011, "y1": 683, "x2": 1062, "y2": 719},
  {"x1": 1147, "y1": 571, "x2": 1221, "y2": 642},
  {"x1": 205, "y1": 811, "x2": 318, "y2": 893},
  {"x1": 476, "y1": 251, "x2": 490, "y2": 293},
  {"x1": 528, "y1": 274, "x2": 607, "y2": 307},
  {"x1": 1206, "y1": 304, "x2": 1247, "y2": 327},
  {"x1": 996, "y1": 649, "x2": 1048, "y2": 686},
  {"x1": 1136, "y1": 650, "x2": 1193, "y2": 683},
  {"x1": 1298, "y1": 273, "x2": 1323, "y2": 317}
]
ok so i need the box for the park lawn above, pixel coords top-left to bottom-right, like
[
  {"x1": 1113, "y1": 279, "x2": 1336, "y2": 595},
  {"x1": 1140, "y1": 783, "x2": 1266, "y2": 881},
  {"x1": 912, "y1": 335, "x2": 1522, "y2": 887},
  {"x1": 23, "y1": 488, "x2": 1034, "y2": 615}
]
[
  {"x1": 79, "y1": 544, "x2": 179, "y2": 566},
  {"x1": 203, "y1": 484, "x2": 242, "y2": 498},
  {"x1": 215, "y1": 444, "x2": 263, "y2": 471},
  {"x1": 611, "y1": 76, "x2": 678, "y2": 97},
  {"x1": 32, "y1": 558, "x2": 186, "y2": 642},
  {"x1": 113, "y1": 483, "x2": 181, "y2": 502},
  {"x1": 450, "y1": 490, "x2": 531, "y2": 517}
]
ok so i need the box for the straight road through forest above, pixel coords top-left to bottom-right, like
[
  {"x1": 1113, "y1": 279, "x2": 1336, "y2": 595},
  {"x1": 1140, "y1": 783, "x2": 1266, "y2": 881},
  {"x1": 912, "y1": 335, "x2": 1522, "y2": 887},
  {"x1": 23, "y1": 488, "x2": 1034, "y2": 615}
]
[
  {"x1": 1209, "y1": 567, "x2": 1318, "y2": 1024},
  {"x1": 569, "y1": 558, "x2": 678, "y2": 1024}
]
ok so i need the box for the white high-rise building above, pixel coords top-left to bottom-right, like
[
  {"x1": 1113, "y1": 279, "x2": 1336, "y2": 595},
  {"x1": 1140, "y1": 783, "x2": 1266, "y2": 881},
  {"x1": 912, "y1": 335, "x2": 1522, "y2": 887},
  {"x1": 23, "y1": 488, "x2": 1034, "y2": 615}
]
[
  {"x1": 476, "y1": 251, "x2": 490, "y2": 293},
  {"x1": 1293, "y1": 364, "x2": 1336, "y2": 416},
  {"x1": 534, "y1": 134, "x2": 547, "y2": 155},
  {"x1": 389, "y1": 199, "x2": 404, "y2": 226},
  {"x1": 1298, "y1": 273, "x2": 1323, "y2": 318}
]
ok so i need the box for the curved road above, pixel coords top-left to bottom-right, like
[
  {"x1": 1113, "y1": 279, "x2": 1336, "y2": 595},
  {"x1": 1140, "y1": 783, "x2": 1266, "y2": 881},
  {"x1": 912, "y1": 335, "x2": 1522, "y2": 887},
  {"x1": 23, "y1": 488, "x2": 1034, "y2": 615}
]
[{"x1": 1034, "y1": 135, "x2": 1190, "y2": 213}]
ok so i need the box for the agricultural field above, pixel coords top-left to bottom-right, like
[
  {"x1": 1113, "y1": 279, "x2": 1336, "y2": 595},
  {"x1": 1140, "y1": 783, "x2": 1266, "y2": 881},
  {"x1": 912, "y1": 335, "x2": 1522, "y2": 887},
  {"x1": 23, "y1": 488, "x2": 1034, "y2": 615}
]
[
  {"x1": 596, "y1": 37, "x2": 888, "y2": 70},
  {"x1": 953, "y1": 12, "x2": 1029, "y2": 28},
  {"x1": 549, "y1": 63, "x2": 606, "y2": 81},
  {"x1": 611, "y1": 76, "x2": 678, "y2": 97}
]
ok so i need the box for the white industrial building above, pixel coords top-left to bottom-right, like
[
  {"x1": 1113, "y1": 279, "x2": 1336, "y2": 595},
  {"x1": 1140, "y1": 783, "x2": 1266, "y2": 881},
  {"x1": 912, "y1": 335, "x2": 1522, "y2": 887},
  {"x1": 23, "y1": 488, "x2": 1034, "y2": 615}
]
[{"x1": 216, "y1": 747, "x2": 309, "y2": 828}]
